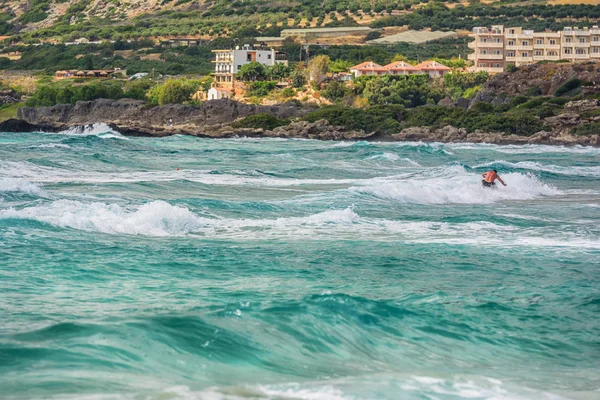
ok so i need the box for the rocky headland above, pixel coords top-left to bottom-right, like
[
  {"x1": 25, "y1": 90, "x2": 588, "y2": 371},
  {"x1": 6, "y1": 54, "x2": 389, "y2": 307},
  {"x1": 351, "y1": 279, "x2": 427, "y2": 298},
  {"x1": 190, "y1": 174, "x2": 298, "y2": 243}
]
[{"x1": 3, "y1": 61, "x2": 600, "y2": 146}]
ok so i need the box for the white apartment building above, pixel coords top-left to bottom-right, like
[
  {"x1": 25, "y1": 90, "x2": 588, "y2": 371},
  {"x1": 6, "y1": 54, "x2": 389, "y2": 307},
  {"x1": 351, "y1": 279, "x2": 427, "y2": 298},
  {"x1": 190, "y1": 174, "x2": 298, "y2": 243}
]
[
  {"x1": 468, "y1": 25, "x2": 600, "y2": 73},
  {"x1": 212, "y1": 44, "x2": 288, "y2": 83}
]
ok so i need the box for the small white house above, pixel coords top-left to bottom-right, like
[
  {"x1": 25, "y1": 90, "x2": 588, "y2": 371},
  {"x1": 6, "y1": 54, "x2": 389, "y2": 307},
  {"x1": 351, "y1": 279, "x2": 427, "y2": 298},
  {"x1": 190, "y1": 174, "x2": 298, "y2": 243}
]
[{"x1": 207, "y1": 84, "x2": 233, "y2": 100}]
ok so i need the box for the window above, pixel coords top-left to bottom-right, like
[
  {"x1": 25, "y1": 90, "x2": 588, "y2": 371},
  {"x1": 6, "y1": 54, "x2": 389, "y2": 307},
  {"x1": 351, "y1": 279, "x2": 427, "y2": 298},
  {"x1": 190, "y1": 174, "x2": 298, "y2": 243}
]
[
  {"x1": 481, "y1": 50, "x2": 487, "y2": 55},
  {"x1": 267, "y1": 54, "x2": 272, "y2": 59},
  {"x1": 522, "y1": 52, "x2": 528, "y2": 57},
  {"x1": 549, "y1": 51, "x2": 556, "y2": 56},
  {"x1": 593, "y1": 47, "x2": 599, "y2": 53},
  {"x1": 593, "y1": 36, "x2": 599, "y2": 42},
  {"x1": 566, "y1": 38, "x2": 572, "y2": 43},
  {"x1": 509, "y1": 29, "x2": 515, "y2": 34},
  {"x1": 508, "y1": 40, "x2": 515, "y2": 46},
  {"x1": 576, "y1": 48, "x2": 586, "y2": 54},
  {"x1": 522, "y1": 41, "x2": 528, "y2": 46},
  {"x1": 507, "y1": 51, "x2": 515, "y2": 57},
  {"x1": 564, "y1": 48, "x2": 572, "y2": 54},
  {"x1": 536, "y1": 39, "x2": 543, "y2": 45},
  {"x1": 493, "y1": 63, "x2": 501, "y2": 68},
  {"x1": 237, "y1": 64, "x2": 242, "y2": 69},
  {"x1": 496, "y1": 50, "x2": 501, "y2": 54},
  {"x1": 482, "y1": 38, "x2": 487, "y2": 43},
  {"x1": 550, "y1": 39, "x2": 556, "y2": 45},
  {"x1": 535, "y1": 50, "x2": 542, "y2": 56},
  {"x1": 247, "y1": 55, "x2": 252, "y2": 61},
  {"x1": 579, "y1": 38, "x2": 586, "y2": 43}
]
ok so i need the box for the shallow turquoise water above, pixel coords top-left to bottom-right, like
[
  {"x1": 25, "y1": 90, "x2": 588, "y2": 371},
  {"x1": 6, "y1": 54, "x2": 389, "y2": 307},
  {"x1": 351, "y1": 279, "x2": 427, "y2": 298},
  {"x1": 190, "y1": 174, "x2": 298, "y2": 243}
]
[{"x1": 1, "y1": 126, "x2": 599, "y2": 400}]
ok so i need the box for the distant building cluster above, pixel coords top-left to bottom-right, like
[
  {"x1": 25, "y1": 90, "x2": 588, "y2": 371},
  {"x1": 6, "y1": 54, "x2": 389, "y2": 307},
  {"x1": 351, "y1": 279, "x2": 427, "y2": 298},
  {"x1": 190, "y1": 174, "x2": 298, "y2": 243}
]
[
  {"x1": 469, "y1": 25, "x2": 600, "y2": 73},
  {"x1": 54, "y1": 69, "x2": 125, "y2": 79},
  {"x1": 349, "y1": 60, "x2": 451, "y2": 78}
]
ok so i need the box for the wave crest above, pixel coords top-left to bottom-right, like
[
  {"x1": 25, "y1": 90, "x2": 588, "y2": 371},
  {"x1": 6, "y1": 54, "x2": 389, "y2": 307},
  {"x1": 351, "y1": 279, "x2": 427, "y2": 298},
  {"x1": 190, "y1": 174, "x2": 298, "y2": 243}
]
[{"x1": 0, "y1": 178, "x2": 47, "y2": 197}]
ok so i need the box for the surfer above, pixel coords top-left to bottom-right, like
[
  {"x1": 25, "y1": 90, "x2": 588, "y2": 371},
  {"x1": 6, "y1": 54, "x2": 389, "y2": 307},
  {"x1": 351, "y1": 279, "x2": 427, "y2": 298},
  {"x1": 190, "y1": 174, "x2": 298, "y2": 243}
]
[{"x1": 482, "y1": 170, "x2": 506, "y2": 188}]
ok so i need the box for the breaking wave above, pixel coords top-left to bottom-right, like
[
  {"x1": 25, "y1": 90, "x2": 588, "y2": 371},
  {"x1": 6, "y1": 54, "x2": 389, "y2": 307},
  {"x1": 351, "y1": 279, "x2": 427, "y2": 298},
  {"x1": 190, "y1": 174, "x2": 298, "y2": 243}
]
[
  {"x1": 54, "y1": 123, "x2": 128, "y2": 140},
  {"x1": 474, "y1": 160, "x2": 600, "y2": 177},
  {"x1": 351, "y1": 167, "x2": 560, "y2": 205},
  {"x1": 0, "y1": 178, "x2": 47, "y2": 197}
]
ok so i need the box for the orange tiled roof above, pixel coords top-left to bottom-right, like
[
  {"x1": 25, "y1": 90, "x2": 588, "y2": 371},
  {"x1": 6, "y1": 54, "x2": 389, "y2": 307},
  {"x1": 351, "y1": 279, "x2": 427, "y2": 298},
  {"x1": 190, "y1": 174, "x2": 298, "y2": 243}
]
[
  {"x1": 349, "y1": 61, "x2": 386, "y2": 71},
  {"x1": 383, "y1": 61, "x2": 419, "y2": 71},
  {"x1": 415, "y1": 60, "x2": 451, "y2": 71}
]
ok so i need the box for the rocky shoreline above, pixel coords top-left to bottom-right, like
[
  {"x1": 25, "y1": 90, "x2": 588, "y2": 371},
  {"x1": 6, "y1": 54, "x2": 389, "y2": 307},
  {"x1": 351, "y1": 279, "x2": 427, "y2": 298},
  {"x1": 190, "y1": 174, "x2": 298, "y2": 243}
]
[{"x1": 1, "y1": 98, "x2": 599, "y2": 146}]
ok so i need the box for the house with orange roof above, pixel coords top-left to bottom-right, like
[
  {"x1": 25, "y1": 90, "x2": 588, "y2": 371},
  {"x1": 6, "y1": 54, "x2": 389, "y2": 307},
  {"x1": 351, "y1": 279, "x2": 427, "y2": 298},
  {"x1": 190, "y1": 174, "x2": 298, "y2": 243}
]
[
  {"x1": 383, "y1": 61, "x2": 420, "y2": 75},
  {"x1": 415, "y1": 60, "x2": 452, "y2": 78},
  {"x1": 349, "y1": 61, "x2": 387, "y2": 78}
]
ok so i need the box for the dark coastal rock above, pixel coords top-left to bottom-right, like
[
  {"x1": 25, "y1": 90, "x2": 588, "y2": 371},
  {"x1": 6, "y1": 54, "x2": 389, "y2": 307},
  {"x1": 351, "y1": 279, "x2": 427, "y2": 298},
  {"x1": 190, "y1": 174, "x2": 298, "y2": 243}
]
[
  {"x1": 266, "y1": 119, "x2": 372, "y2": 140},
  {"x1": 0, "y1": 89, "x2": 20, "y2": 106},
  {"x1": 17, "y1": 98, "x2": 315, "y2": 133},
  {"x1": 0, "y1": 118, "x2": 56, "y2": 132}
]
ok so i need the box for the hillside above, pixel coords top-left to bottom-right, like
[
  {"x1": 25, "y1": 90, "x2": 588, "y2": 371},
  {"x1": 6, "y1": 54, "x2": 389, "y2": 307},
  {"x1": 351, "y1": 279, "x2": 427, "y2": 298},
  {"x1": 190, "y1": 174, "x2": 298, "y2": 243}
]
[{"x1": 3, "y1": 0, "x2": 599, "y2": 41}]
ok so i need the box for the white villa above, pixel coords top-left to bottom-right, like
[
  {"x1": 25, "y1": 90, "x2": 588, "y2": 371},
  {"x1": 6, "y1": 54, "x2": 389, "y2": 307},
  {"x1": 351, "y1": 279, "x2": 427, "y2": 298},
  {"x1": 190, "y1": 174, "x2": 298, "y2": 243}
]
[{"x1": 212, "y1": 44, "x2": 288, "y2": 84}]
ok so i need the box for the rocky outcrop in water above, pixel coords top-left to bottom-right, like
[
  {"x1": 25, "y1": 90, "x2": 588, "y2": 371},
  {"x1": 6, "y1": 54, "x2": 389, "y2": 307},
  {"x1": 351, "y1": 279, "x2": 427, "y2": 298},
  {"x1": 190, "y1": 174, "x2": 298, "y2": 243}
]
[
  {"x1": 2, "y1": 97, "x2": 599, "y2": 146},
  {"x1": 389, "y1": 125, "x2": 600, "y2": 146},
  {"x1": 16, "y1": 98, "x2": 314, "y2": 135}
]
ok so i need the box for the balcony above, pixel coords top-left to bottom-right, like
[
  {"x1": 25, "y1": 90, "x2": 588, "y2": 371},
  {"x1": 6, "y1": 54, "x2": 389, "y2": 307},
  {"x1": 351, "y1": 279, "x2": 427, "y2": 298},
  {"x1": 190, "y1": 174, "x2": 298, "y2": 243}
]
[
  {"x1": 506, "y1": 33, "x2": 533, "y2": 39},
  {"x1": 533, "y1": 55, "x2": 545, "y2": 61},
  {"x1": 563, "y1": 30, "x2": 591, "y2": 36},
  {"x1": 573, "y1": 42, "x2": 591, "y2": 47},
  {"x1": 591, "y1": 52, "x2": 600, "y2": 58},
  {"x1": 475, "y1": 66, "x2": 504, "y2": 73},
  {"x1": 473, "y1": 28, "x2": 503, "y2": 35},
  {"x1": 469, "y1": 41, "x2": 503, "y2": 48},
  {"x1": 545, "y1": 55, "x2": 560, "y2": 61},
  {"x1": 534, "y1": 32, "x2": 561, "y2": 38},
  {"x1": 574, "y1": 53, "x2": 590, "y2": 59},
  {"x1": 506, "y1": 56, "x2": 533, "y2": 62},
  {"x1": 505, "y1": 45, "x2": 533, "y2": 51},
  {"x1": 479, "y1": 53, "x2": 504, "y2": 60}
]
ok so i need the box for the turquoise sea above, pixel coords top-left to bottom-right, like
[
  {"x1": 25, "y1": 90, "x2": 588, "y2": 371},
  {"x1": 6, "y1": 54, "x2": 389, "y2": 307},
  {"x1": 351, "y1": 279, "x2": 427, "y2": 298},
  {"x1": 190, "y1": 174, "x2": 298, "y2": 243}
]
[{"x1": 1, "y1": 125, "x2": 599, "y2": 400}]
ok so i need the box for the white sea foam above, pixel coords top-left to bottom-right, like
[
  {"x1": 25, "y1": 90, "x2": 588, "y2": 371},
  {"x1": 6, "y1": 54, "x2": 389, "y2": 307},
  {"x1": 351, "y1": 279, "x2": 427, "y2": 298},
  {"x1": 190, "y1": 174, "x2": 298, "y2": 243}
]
[
  {"x1": 366, "y1": 152, "x2": 400, "y2": 162},
  {"x1": 31, "y1": 375, "x2": 577, "y2": 400},
  {"x1": 351, "y1": 167, "x2": 560, "y2": 205},
  {"x1": 0, "y1": 161, "x2": 375, "y2": 186},
  {"x1": 32, "y1": 143, "x2": 72, "y2": 149},
  {"x1": 474, "y1": 160, "x2": 600, "y2": 177},
  {"x1": 2, "y1": 200, "x2": 598, "y2": 248},
  {"x1": 53, "y1": 123, "x2": 128, "y2": 140},
  {"x1": 0, "y1": 200, "x2": 358, "y2": 237},
  {"x1": 0, "y1": 178, "x2": 47, "y2": 197}
]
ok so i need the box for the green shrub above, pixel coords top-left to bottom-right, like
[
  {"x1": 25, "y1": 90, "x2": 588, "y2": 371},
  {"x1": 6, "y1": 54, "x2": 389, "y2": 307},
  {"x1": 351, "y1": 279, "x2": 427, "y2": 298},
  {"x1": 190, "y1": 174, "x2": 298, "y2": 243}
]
[
  {"x1": 505, "y1": 64, "x2": 518, "y2": 73},
  {"x1": 304, "y1": 105, "x2": 404, "y2": 134},
  {"x1": 547, "y1": 97, "x2": 570, "y2": 106},
  {"x1": 526, "y1": 86, "x2": 542, "y2": 97},
  {"x1": 555, "y1": 79, "x2": 582, "y2": 97},
  {"x1": 282, "y1": 87, "x2": 295, "y2": 97},
  {"x1": 536, "y1": 106, "x2": 557, "y2": 119},
  {"x1": 518, "y1": 97, "x2": 548, "y2": 110},
  {"x1": 509, "y1": 95, "x2": 528, "y2": 108},
  {"x1": 572, "y1": 122, "x2": 600, "y2": 136},
  {"x1": 247, "y1": 81, "x2": 277, "y2": 97},
  {"x1": 232, "y1": 113, "x2": 289, "y2": 130}
]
